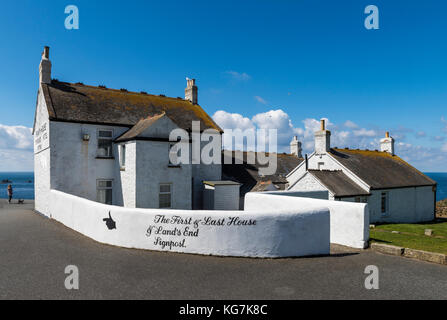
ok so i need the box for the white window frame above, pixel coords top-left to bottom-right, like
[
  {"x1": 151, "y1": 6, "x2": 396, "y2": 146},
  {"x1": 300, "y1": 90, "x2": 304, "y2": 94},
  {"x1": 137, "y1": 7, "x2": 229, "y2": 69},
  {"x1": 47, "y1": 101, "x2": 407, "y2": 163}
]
[
  {"x1": 119, "y1": 144, "x2": 126, "y2": 169},
  {"x1": 159, "y1": 183, "x2": 172, "y2": 209},
  {"x1": 97, "y1": 129, "x2": 114, "y2": 158},
  {"x1": 97, "y1": 179, "x2": 113, "y2": 205}
]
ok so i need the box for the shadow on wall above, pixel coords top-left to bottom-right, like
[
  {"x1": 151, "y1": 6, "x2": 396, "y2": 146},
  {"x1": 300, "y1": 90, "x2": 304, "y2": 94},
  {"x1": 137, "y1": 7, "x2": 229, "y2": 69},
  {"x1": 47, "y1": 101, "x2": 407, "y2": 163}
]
[
  {"x1": 245, "y1": 191, "x2": 370, "y2": 249},
  {"x1": 44, "y1": 189, "x2": 333, "y2": 258}
]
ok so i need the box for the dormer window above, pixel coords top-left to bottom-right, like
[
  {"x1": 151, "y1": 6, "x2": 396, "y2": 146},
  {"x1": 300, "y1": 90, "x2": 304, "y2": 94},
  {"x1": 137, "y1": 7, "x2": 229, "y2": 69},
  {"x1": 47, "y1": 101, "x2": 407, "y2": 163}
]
[{"x1": 97, "y1": 129, "x2": 113, "y2": 158}]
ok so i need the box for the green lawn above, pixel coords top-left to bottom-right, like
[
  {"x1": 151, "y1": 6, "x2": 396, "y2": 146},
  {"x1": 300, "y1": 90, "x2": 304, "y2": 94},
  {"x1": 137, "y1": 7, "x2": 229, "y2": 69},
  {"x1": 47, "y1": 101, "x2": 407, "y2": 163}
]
[{"x1": 370, "y1": 219, "x2": 447, "y2": 255}]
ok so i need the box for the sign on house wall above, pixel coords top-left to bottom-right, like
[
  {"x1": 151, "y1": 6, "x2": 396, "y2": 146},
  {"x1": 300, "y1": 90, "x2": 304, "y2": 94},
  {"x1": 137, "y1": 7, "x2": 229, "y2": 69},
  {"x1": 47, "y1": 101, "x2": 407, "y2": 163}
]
[{"x1": 34, "y1": 122, "x2": 49, "y2": 153}]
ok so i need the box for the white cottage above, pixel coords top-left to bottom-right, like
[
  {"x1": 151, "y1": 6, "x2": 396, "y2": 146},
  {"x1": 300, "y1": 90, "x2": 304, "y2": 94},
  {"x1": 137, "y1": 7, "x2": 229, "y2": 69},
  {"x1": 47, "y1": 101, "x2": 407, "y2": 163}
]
[
  {"x1": 287, "y1": 119, "x2": 437, "y2": 223},
  {"x1": 33, "y1": 46, "x2": 233, "y2": 213}
]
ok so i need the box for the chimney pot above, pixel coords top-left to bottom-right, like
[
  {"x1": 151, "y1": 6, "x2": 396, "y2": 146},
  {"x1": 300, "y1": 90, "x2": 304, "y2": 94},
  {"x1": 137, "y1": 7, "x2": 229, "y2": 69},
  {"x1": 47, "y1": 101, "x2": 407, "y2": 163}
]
[
  {"x1": 185, "y1": 78, "x2": 198, "y2": 105},
  {"x1": 43, "y1": 46, "x2": 50, "y2": 59},
  {"x1": 39, "y1": 46, "x2": 52, "y2": 84},
  {"x1": 320, "y1": 119, "x2": 325, "y2": 131},
  {"x1": 385, "y1": 131, "x2": 390, "y2": 138}
]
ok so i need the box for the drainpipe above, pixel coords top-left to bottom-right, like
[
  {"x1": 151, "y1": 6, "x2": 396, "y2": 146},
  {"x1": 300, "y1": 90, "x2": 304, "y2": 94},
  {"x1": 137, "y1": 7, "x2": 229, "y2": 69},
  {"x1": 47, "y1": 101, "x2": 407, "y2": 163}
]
[
  {"x1": 305, "y1": 154, "x2": 308, "y2": 171},
  {"x1": 434, "y1": 184, "x2": 437, "y2": 220}
]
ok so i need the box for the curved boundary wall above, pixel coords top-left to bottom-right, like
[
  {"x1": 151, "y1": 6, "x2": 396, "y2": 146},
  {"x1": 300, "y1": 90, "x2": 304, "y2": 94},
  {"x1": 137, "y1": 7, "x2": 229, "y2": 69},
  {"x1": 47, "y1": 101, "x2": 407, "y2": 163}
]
[
  {"x1": 245, "y1": 192, "x2": 370, "y2": 249},
  {"x1": 45, "y1": 190, "x2": 331, "y2": 258}
]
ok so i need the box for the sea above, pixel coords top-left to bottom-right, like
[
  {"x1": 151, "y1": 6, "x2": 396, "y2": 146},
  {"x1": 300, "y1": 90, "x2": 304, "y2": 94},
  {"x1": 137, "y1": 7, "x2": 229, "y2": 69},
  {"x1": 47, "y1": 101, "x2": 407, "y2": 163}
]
[{"x1": 0, "y1": 172, "x2": 447, "y2": 201}]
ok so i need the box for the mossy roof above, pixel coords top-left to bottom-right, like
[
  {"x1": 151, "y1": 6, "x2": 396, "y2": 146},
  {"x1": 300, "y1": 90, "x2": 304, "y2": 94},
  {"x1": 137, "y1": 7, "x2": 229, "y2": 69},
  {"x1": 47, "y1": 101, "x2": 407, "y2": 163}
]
[
  {"x1": 42, "y1": 81, "x2": 222, "y2": 132},
  {"x1": 330, "y1": 148, "x2": 436, "y2": 189}
]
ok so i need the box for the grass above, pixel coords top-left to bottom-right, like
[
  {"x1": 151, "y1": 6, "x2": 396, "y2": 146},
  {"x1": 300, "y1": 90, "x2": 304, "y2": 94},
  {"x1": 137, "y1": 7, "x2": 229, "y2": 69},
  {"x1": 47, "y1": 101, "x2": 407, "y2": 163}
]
[{"x1": 370, "y1": 219, "x2": 447, "y2": 255}]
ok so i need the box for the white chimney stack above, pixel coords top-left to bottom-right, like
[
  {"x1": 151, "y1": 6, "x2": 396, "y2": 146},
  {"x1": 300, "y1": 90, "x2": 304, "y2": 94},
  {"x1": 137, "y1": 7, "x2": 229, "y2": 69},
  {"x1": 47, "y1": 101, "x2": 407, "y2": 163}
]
[
  {"x1": 380, "y1": 131, "x2": 395, "y2": 155},
  {"x1": 185, "y1": 78, "x2": 198, "y2": 105},
  {"x1": 39, "y1": 46, "x2": 52, "y2": 84},
  {"x1": 314, "y1": 119, "x2": 331, "y2": 154},
  {"x1": 290, "y1": 136, "x2": 302, "y2": 157}
]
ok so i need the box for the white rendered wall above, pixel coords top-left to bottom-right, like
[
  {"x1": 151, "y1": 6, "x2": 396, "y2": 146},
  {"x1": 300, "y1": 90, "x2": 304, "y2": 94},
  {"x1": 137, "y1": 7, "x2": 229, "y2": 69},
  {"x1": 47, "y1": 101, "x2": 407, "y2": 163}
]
[
  {"x1": 119, "y1": 141, "x2": 136, "y2": 208},
  {"x1": 368, "y1": 186, "x2": 435, "y2": 223},
  {"x1": 49, "y1": 121, "x2": 128, "y2": 204},
  {"x1": 245, "y1": 192, "x2": 370, "y2": 249},
  {"x1": 135, "y1": 140, "x2": 192, "y2": 209},
  {"x1": 288, "y1": 172, "x2": 329, "y2": 196},
  {"x1": 34, "y1": 89, "x2": 51, "y2": 214},
  {"x1": 46, "y1": 190, "x2": 331, "y2": 258}
]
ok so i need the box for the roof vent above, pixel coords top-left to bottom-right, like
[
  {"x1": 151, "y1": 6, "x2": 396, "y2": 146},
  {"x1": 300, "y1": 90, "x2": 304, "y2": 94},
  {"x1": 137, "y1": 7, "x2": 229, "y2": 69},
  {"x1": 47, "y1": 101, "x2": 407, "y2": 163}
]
[
  {"x1": 140, "y1": 91, "x2": 147, "y2": 95},
  {"x1": 159, "y1": 94, "x2": 166, "y2": 97},
  {"x1": 120, "y1": 88, "x2": 128, "y2": 92},
  {"x1": 99, "y1": 85, "x2": 107, "y2": 89},
  {"x1": 76, "y1": 82, "x2": 84, "y2": 85}
]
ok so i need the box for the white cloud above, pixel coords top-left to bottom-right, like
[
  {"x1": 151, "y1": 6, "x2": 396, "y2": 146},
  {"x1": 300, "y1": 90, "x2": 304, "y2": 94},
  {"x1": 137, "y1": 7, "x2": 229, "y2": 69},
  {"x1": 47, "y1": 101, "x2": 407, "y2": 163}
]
[
  {"x1": 0, "y1": 125, "x2": 33, "y2": 150},
  {"x1": 224, "y1": 71, "x2": 251, "y2": 81},
  {"x1": 212, "y1": 110, "x2": 447, "y2": 171},
  {"x1": 442, "y1": 116, "x2": 447, "y2": 133},
  {"x1": 212, "y1": 110, "x2": 254, "y2": 131},
  {"x1": 416, "y1": 131, "x2": 426, "y2": 138},
  {"x1": 344, "y1": 120, "x2": 359, "y2": 129},
  {"x1": 254, "y1": 96, "x2": 268, "y2": 105},
  {"x1": 353, "y1": 128, "x2": 377, "y2": 137},
  {"x1": 0, "y1": 124, "x2": 34, "y2": 171}
]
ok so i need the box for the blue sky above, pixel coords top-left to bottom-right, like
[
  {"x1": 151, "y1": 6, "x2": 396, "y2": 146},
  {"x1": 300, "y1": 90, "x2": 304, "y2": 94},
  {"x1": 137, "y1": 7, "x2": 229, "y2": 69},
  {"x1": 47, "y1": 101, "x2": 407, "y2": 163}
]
[{"x1": 0, "y1": 0, "x2": 447, "y2": 171}]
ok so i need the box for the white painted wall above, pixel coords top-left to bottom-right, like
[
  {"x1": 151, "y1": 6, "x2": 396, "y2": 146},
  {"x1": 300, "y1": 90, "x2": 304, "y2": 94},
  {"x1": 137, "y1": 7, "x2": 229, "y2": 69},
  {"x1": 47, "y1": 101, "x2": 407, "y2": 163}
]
[
  {"x1": 288, "y1": 172, "x2": 330, "y2": 196},
  {"x1": 36, "y1": 115, "x2": 222, "y2": 210},
  {"x1": 34, "y1": 89, "x2": 51, "y2": 214},
  {"x1": 368, "y1": 186, "x2": 435, "y2": 223},
  {"x1": 245, "y1": 192, "x2": 370, "y2": 249},
  {"x1": 49, "y1": 121, "x2": 128, "y2": 204},
  {"x1": 135, "y1": 140, "x2": 192, "y2": 209},
  {"x1": 46, "y1": 190, "x2": 331, "y2": 258}
]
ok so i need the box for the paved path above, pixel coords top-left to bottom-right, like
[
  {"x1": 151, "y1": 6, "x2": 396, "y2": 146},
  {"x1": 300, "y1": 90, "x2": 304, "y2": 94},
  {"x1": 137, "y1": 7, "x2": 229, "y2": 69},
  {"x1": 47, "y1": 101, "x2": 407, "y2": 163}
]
[{"x1": 0, "y1": 199, "x2": 446, "y2": 300}]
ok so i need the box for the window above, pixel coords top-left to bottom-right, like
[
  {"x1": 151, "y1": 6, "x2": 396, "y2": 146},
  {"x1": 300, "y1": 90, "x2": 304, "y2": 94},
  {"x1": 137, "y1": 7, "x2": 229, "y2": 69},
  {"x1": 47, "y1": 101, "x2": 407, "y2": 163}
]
[
  {"x1": 168, "y1": 143, "x2": 177, "y2": 166},
  {"x1": 119, "y1": 144, "x2": 126, "y2": 168},
  {"x1": 97, "y1": 129, "x2": 113, "y2": 158},
  {"x1": 159, "y1": 184, "x2": 172, "y2": 208},
  {"x1": 381, "y1": 192, "x2": 388, "y2": 215},
  {"x1": 355, "y1": 196, "x2": 368, "y2": 203},
  {"x1": 97, "y1": 180, "x2": 113, "y2": 204},
  {"x1": 318, "y1": 162, "x2": 325, "y2": 170}
]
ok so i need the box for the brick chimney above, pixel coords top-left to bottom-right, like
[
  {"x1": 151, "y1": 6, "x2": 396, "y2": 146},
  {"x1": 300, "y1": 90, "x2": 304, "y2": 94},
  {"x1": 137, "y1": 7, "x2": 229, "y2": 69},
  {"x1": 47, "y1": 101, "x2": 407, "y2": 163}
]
[
  {"x1": 314, "y1": 119, "x2": 331, "y2": 154},
  {"x1": 380, "y1": 131, "x2": 395, "y2": 155},
  {"x1": 185, "y1": 78, "x2": 198, "y2": 105},
  {"x1": 290, "y1": 136, "x2": 302, "y2": 157},
  {"x1": 39, "y1": 46, "x2": 52, "y2": 84}
]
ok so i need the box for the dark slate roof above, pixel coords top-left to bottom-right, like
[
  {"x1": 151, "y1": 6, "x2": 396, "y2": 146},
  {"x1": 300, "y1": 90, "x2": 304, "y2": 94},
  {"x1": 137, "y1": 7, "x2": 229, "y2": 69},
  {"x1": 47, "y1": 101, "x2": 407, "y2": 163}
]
[
  {"x1": 115, "y1": 113, "x2": 165, "y2": 142},
  {"x1": 222, "y1": 151, "x2": 303, "y2": 196},
  {"x1": 329, "y1": 148, "x2": 436, "y2": 189},
  {"x1": 41, "y1": 81, "x2": 222, "y2": 132},
  {"x1": 308, "y1": 170, "x2": 370, "y2": 197}
]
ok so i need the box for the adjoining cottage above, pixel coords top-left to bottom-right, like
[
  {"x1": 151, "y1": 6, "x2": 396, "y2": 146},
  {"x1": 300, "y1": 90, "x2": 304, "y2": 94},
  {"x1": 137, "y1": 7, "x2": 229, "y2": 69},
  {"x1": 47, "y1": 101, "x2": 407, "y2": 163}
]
[
  {"x1": 222, "y1": 150, "x2": 303, "y2": 209},
  {"x1": 287, "y1": 119, "x2": 437, "y2": 223},
  {"x1": 33, "y1": 46, "x2": 240, "y2": 213}
]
